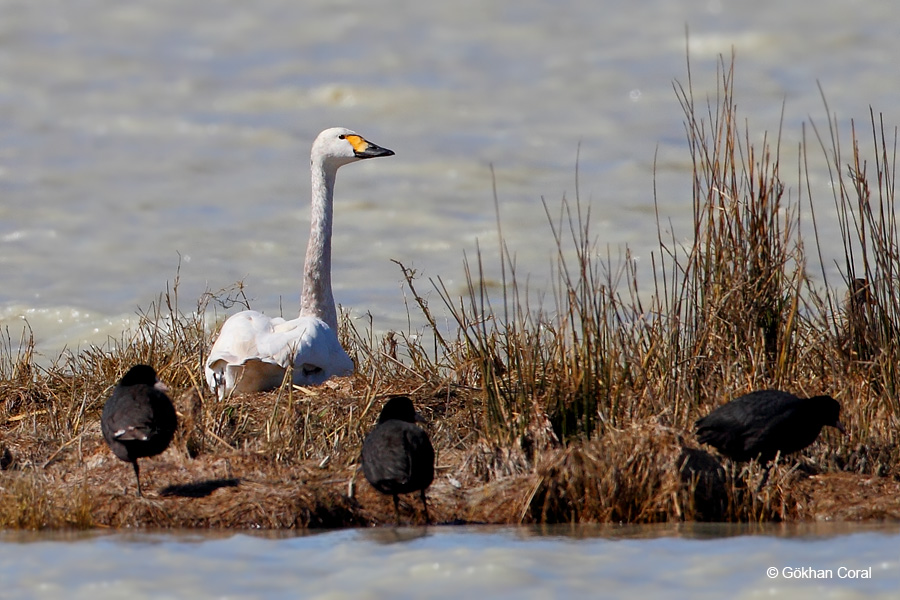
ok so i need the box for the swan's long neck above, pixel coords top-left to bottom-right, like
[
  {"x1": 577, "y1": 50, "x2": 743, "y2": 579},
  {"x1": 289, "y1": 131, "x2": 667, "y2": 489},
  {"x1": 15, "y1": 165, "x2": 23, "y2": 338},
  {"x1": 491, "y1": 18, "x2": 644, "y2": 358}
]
[{"x1": 300, "y1": 159, "x2": 339, "y2": 330}]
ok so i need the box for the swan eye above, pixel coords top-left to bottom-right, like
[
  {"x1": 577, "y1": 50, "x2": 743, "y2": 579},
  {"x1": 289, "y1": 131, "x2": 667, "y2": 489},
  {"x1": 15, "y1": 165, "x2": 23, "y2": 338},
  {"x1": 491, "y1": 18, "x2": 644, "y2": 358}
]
[{"x1": 338, "y1": 134, "x2": 346, "y2": 139}]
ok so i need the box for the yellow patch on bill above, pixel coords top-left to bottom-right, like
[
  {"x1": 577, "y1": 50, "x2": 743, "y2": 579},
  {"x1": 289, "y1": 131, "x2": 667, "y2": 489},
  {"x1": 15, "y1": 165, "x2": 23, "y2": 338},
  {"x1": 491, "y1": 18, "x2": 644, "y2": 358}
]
[{"x1": 345, "y1": 134, "x2": 369, "y2": 153}]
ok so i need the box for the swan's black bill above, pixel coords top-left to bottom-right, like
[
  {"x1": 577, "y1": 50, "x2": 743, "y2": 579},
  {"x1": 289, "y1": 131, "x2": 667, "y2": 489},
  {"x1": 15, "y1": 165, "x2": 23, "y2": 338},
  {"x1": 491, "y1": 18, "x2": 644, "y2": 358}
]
[{"x1": 356, "y1": 143, "x2": 394, "y2": 159}]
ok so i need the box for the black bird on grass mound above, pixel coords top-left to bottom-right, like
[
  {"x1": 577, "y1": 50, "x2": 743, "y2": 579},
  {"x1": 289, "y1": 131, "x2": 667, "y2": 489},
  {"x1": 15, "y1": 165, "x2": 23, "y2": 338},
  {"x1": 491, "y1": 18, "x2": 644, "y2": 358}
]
[
  {"x1": 101, "y1": 365, "x2": 177, "y2": 497},
  {"x1": 361, "y1": 397, "x2": 435, "y2": 525},
  {"x1": 695, "y1": 389, "x2": 846, "y2": 463}
]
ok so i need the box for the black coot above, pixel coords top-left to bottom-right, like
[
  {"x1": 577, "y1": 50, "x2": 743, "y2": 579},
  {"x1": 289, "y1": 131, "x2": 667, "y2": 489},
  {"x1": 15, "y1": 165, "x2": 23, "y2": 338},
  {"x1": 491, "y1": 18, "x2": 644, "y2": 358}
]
[
  {"x1": 361, "y1": 397, "x2": 435, "y2": 525},
  {"x1": 695, "y1": 389, "x2": 845, "y2": 463},
  {"x1": 101, "y1": 365, "x2": 177, "y2": 497}
]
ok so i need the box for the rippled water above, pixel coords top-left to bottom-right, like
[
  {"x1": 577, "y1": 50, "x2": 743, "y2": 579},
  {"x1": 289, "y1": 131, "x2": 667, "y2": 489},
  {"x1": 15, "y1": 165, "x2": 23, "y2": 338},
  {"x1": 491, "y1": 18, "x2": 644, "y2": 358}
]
[
  {"x1": 2, "y1": 0, "x2": 898, "y2": 356},
  {"x1": 1, "y1": 524, "x2": 898, "y2": 599}
]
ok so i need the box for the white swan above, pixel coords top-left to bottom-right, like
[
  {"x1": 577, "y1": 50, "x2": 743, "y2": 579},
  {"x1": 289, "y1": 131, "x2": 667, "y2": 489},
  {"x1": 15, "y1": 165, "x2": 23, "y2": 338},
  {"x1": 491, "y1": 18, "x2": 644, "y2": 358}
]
[{"x1": 205, "y1": 127, "x2": 394, "y2": 398}]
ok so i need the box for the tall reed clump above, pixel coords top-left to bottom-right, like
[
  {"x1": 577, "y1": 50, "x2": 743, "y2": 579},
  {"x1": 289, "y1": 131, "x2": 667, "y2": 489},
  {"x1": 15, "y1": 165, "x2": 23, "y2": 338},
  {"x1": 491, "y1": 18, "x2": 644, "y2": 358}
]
[
  {"x1": 659, "y1": 56, "x2": 806, "y2": 418},
  {"x1": 810, "y1": 105, "x2": 900, "y2": 394},
  {"x1": 802, "y1": 99, "x2": 900, "y2": 461},
  {"x1": 412, "y1": 54, "x2": 810, "y2": 447},
  {"x1": 408, "y1": 184, "x2": 649, "y2": 447}
]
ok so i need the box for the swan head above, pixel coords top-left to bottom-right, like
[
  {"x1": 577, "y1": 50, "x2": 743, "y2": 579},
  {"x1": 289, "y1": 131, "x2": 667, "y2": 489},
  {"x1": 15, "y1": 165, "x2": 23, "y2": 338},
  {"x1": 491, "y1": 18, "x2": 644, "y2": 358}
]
[{"x1": 312, "y1": 127, "x2": 394, "y2": 169}]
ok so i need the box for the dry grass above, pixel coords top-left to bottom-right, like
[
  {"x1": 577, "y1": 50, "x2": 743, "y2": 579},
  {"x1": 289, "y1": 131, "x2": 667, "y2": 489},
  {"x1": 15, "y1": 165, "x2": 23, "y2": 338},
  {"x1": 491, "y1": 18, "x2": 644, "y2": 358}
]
[{"x1": 3, "y1": 54, "x2": 900, "y2": 529}]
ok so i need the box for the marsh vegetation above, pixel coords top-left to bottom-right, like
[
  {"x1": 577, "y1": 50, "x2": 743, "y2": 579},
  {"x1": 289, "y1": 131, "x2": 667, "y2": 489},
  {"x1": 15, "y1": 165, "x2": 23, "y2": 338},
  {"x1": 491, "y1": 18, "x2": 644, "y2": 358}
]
[{"x1": 2, "y1": 56, "x2": 900, "y2": 529}]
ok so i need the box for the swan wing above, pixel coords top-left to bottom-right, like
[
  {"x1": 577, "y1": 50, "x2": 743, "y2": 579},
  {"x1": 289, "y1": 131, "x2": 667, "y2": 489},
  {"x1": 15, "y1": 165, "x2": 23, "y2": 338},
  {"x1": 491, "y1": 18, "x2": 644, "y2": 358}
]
[
  {"x1": 206, "y1": 311, "x2": 274, "y2": 365},
  {"x1": 271, "y1": 317, "x2": 355, "y2": 385},
  {"x1": 205, "y1": 310, "x2": 353, "y2": 397}
]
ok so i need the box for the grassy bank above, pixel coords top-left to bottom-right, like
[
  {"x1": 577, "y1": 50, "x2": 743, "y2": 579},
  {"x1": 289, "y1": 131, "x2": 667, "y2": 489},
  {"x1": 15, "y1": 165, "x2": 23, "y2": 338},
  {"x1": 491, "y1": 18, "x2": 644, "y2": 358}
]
[{"x1": 2, "y1": 56, "x2": 900, "y2": 529}]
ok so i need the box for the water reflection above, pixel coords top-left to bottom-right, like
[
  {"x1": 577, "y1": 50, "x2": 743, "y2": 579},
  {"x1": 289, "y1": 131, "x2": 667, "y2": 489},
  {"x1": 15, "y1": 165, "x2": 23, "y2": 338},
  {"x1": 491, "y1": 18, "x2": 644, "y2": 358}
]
[{"x1": 360, "y1": 526, "x2": 432, "y2": 545}]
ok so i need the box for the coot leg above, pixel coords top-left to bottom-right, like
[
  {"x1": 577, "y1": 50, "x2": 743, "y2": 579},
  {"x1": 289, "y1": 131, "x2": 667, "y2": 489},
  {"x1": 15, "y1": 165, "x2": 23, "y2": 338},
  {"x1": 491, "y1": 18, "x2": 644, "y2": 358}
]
[
  {"x1": 420, "y1": 489, "x2": 430, "y2": 525},
  {"x1": 133, "y1": 461, "x2": 143, "y2": 498},
  {"x1": 392, "y1": 494, "x2": 401, "y2": 526}
]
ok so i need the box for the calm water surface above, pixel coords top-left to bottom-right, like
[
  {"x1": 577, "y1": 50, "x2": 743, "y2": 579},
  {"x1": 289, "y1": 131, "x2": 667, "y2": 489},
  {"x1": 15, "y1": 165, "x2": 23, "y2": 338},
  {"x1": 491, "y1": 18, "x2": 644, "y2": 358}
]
[
  {"x1": 1, "y1": 524, "x2": 898, "y2": 599},
  {"x1": 1, "y1": 0, "x2": 898, "y2": 356}
]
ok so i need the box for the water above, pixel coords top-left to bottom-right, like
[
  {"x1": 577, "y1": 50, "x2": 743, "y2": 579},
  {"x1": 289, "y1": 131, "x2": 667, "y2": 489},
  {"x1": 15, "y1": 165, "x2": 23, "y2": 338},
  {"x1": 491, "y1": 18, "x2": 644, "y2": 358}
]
[
  {"x1": 1, "y1": 524, "x2": 898, "y2": 599},
  {"x1": 2, "y1": 0, "x2": 898, "y2": 357}
]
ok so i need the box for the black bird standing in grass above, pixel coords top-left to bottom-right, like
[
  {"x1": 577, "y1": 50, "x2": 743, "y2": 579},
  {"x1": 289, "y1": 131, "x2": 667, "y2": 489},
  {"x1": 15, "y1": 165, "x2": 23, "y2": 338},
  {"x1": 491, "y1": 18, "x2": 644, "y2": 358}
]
[
  {"x1": 361, "y1": 397, "x2": 435, "y2": 525},
  {"x1": 101, "y1": 365, "x2": 177, "y2": 497},
  {"x1": 695, "y1": 389, "x2": 846, "y2": 464}
]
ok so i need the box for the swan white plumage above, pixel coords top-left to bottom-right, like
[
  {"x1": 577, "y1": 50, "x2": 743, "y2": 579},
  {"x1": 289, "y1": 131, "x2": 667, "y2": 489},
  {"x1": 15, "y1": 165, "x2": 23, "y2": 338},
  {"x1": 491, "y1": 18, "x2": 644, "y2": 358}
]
[{"x1": 205, "y1": 127, "x2": 394, "y2": 398}]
